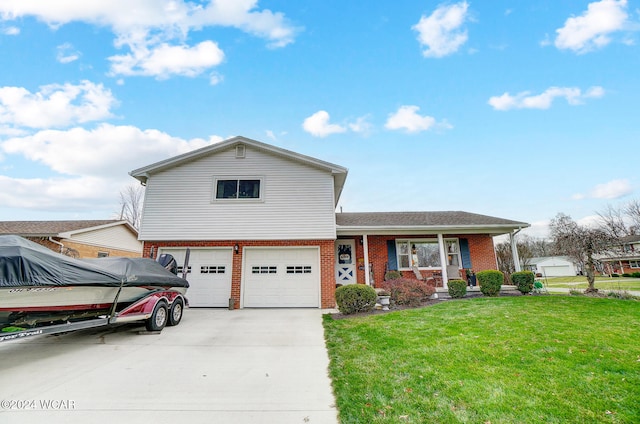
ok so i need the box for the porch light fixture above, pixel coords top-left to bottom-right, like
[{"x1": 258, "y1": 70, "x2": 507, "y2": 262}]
[{"x1": 234, "y1": 243, "x2": 239, "y2": 254}]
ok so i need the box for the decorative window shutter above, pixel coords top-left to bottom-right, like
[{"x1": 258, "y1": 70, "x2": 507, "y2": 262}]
[
  {"x1": 386, "y1": 240, "x2": 398, "y2": 271},
  {"x1": 460, "y1": 238, "x2": 472, "y2": 269}
]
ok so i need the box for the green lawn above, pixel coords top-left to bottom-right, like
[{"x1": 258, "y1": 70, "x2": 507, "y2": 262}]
[
  {"x1": 543, "y1": 276, "x2": 640, "y2": 291},
  {"x1": 323, "y1": 296, "x2": 640, "y2": 423}
]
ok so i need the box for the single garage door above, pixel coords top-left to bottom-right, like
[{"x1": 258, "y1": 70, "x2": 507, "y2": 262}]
[
  {"x1": 160, "y1": 248, "x2": 233, "y2": 307},
  {"x1": 541, "y1": 265, "x2": 574, "y2": 277},
  {"x1": 243, "y1": 247, "x2": 320, "y2": 307}
]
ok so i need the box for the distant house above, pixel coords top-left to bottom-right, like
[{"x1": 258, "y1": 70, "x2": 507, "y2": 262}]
[
  {"x1": 525, "y1": 256, "x2": 580, "y2": 277},
  {"x1": 0, "y1": 220, "x2": 142, "y2": 258},
  {"x1": 130, "y1": 136, "x2": 529, "y2": 309},
  {"x1": 599, "y1": 235, "x2": 640, "y2": 275}
]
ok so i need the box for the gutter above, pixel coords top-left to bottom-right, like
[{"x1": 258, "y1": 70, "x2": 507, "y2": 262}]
[{"x1": 48, "y1": 237, "x2": 64, "y2": 254}]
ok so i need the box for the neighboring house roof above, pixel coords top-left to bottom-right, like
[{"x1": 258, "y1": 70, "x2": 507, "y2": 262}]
[
  {"x1": 336, "y1": 211, "x2": 529, "y2": 236},
  {"x1": 130, "y1": 135, "x2": 349, "y2": 205},
  {"x1": 0, "y1": 220, "x2": 137, "y2": 238},
  {"x1": 619, "y1": 235, "x2": 640, "y2": 244}
]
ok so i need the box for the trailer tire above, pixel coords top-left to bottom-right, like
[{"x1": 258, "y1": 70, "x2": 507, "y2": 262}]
[
  {"x1": 167, "y1": 297, "x2": 184, "y2": 327},
  {"x1": 145, "y1": 300, "x2": 168, "y2": 332}
]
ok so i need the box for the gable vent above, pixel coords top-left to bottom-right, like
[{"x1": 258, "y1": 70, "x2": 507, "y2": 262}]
[{"x1": 235, "y1": 144, "x2": 246, "y2": 158}]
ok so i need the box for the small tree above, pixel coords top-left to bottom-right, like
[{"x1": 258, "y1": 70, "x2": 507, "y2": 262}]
[
  {"x1": 550, "y1": 213, "x2": 619, "y2": 293},
  {"x1": 117, "y1": 184, "x2": 145, "y2": 229}
]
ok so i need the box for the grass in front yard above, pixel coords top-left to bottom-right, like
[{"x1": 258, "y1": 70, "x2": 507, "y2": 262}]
[
  {"x1": 323, "y1": 296, "x2": 640, "y2": 423},
  {"x1": 543, "y1": 276, "x2": 640, "y2": 291}
]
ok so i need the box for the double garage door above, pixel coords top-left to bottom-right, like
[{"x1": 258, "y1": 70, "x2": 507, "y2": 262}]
[{"x1": 160, "y1": 247, "x2": 319, "y2": 308}]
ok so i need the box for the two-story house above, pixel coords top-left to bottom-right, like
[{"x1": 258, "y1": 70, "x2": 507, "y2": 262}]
[
  {"x1": 130, "y1": 136, "x2": 528, "y2": 309},
  {"x1": 600, "y1": 235, "x2": 640, "y2": 275}
]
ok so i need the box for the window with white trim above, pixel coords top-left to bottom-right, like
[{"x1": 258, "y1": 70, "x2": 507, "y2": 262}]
[
  {"x1": 286, "y1": 265, "x2": 312, "y2": 274},
  {"x1": 200, "y1": 266, "x2": 225, "y2": 274},
  {"x1": 177, "y1": 265, "x2": 192, "y2": 274},
  {"x1": 252, "y1": 266, "x2": 277, "y2": 274},
  {"x1": 630, "y1": 260, "x2": 640, "y2": 269},
  {"x1": 396, "y1": 239, "x2": 461, "y2": 269},
  {"x1": 214, "y1": 178, "x2": 261, "y2": 200}
]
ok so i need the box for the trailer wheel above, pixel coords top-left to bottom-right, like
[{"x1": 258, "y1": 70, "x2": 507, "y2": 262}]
[
  {"x1": 167, "y1": 297, "x2": 184, "y2": 327},
  {"x1": 145, "y1": 300, "x2": 168, "y2": 332}
]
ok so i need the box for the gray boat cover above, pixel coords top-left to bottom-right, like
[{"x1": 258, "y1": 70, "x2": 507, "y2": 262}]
[{"x1": 0, "y1": 235, "x2": 188, "y2": 288}]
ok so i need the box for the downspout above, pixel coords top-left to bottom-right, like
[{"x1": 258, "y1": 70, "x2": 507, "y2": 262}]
[
  {"x1": 49, "y1": 237, "x2": 64, "y2": 253},
  {"x1": 363, "y1": 234, "x2": 371, "y2": 286},
  {"x1": 510, "y1": 228, "x2": 523, "y2": 272}
]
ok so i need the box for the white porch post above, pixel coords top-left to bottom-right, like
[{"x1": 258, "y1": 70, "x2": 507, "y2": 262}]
[
  {"x1": 510, "y1": 230, "x2": 522, "y2": 272},
  {"x1": 437, "y1": 233, "x2": 448, "y2": 289},
  {"x1": 363, "y1": 234, "x2": 371, "y2": 286}
]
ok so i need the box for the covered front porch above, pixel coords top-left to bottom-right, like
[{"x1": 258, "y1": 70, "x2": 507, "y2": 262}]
[{"x1": 334, "y1": 211, "x2": 529, "y2": 289}]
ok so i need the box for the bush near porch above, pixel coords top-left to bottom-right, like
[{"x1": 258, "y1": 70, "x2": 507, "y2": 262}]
[{"x1": 378, "y1": 278, "x2": 435, "y2": 306}]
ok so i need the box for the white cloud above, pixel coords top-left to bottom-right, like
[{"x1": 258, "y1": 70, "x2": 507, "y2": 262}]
[
  {"x1": 0, "y1": 80, "x2": 117, "y2": 128},
  {"x1": 109, "y1": 40, "x2": 224, "y2": 79},
  {"x1": 555, "y1": 0, "x2": 630, "y2": 53},
  {"x1": 385, "y1": 105, "x2": 451, "y2": 133},
  {"x1": 348, "y1": 115, "x2": 373, "y2": 136},
  {"x1": 413, "y1": 1, "x2": 469, "y2": 58},
  {"x1": 573, "y1": 179, "x2": 633, "y2": 200},
  {"x1": 0, "y1": 125, "x2": 223, "y2": 210},
  {"x1": 302, "y1": 111, "x2": 346, "y2": 138},
  {"x1": 0, "y1": 0, "x2": 298, "y2": 79},
  {"x1": 1, "y1": 123, "x2": 220, "y2": 177},
  {"x1": 488, "y1": 86, "x2": 605, "y2": 111},
  {"x1": 56, "y1": 42, "x2": 80, "y2": 63},
  {"x1": 0, "y1": 175, "x2": 116, "y2": 210},
  {"x1": 2, "y1": 26, "x2": 19, "y2": 35}
]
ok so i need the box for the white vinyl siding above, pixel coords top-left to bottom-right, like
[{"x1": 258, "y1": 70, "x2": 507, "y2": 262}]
[
  {"x1": 139, "y1": 146, "x2": 337, "y2": 240},
  {"x1": 66, "y1": 225, "x2": 142, "y2": 253}
]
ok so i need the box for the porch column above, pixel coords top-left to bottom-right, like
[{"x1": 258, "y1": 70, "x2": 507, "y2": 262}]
[
  {"x1": 437, "y1": 233, "x2": 448, "y2": 289},
  {"x1": 363, "y1": 234, "x2": 371, "y2": 286},
  {"x1": 510, "y1": 230, "x2": 522, "y2": 272}
]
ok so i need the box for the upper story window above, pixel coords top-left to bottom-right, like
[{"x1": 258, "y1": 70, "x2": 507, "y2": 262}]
[{"x1": 215, "y1": 178, "x2": 261, "y2": 200}]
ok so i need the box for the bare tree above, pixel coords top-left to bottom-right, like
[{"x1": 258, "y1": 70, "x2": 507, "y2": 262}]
[
  {"x1": 550, "y1": 213, "x2": 618, "y2": 293},
  {"x1": 598, "y1": 204, "x2": 628, "y2": 238},
  {"x1": 624, "y1": 199, "x2": 640, "y2": 235},
  {"x1": 118, "y1": 184, "x2": 144, "y2": 229}
]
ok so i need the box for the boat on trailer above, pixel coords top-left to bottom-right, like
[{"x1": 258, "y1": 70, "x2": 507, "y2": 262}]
[{"x1": 0, "y1": 235, "x2": 189, "y2": 342}]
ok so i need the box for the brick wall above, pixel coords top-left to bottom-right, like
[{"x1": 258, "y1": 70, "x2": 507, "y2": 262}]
[
  {"x1": 344, "y1": 234, "x2": 498, "y2": 286},
  {"x1": 142, "y1": 239, "x2": 336, "y2": 309},
  {"x1": 27, "y1": 237, "x2": 141, "y2": 258}
]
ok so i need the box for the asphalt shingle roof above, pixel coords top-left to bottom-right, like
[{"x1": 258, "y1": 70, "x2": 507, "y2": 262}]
[
  {"x1": 335, "y1": 211, "x2": 528, "y2": 227},
  {"x1": 0, "y1": 220, "x2": 122, "y2": 236}
]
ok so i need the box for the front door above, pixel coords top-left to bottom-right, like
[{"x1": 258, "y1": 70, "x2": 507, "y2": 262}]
[{"x1": 335, "y1": 239, "x2": 356, "y2": 285}]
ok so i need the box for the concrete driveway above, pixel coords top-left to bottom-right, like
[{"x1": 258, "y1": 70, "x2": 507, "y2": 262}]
[{"x1": 0, "y1": 308, "x2": 338, "y2": 424}]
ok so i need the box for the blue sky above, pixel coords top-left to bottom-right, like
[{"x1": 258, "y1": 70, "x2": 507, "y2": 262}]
[{"x1": 0, "y1": 1, "x2": 638, "y2": 238}]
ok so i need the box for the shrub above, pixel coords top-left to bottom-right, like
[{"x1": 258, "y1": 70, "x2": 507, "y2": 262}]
[
  {"x1": 477, "y1": 270, "x2": 504, "y2": 297},
  {"x1": 611, "y1": 273, "x2": 620, "y2": 277},
  {"x1": 511, "y1": 271, "x2": 535, "y2": 294},
  {"x1": 379, "y1": 278, "x2": 435, "y2": 306},
  {"x1": 569, "y1": 289, "x2": 584, "y2": 296},
  {"x1": 622, "y1": 273, "x2": 631, "y2": 277},
  {"x1": 335, "y1": 284, "x2": 377, "y2": 315},
  {"x1": 607, "y1": 290, "x2": 638, "y2": 300},
  {"x1": 447, "y1": 279, "x2": 467, "y2": 298},
  {"x1": 631, "y1": 272, "x2": 640, "y2": 278},
  {"x1": 384, "y1": 270, "x2": 402, "y2": 280}
]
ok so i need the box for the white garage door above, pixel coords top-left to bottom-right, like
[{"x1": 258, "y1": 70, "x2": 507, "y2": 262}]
[
  {"x1": 243, "y1": 247, "x2": 320, "y2": 308},
  {"x1": 160, "y1": 248, "x2": 233, "y2": 307},
  {"x1": 541, "y1": 265, "x2": 574, "y2": 277}
]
